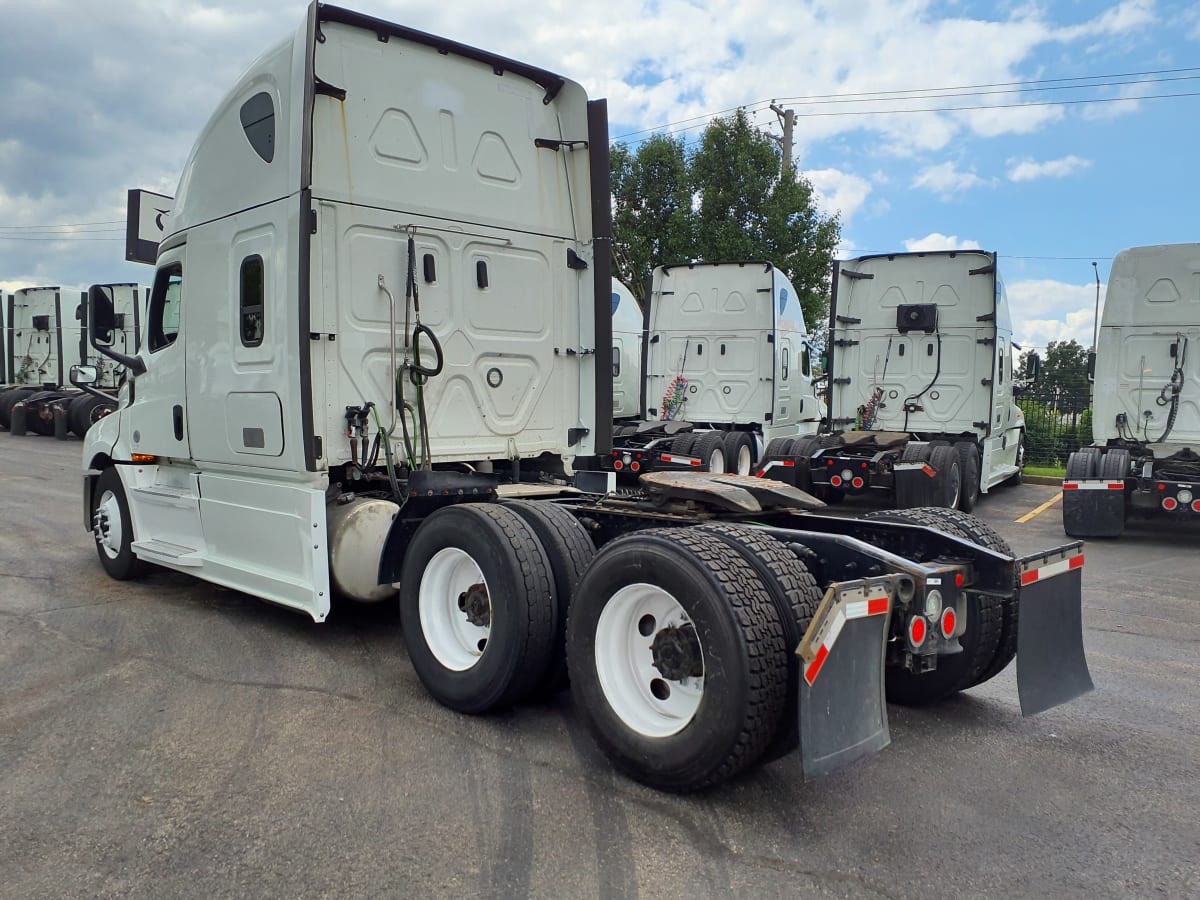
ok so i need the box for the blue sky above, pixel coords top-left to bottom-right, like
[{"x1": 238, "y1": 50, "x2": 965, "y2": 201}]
[{"x1": 1, "y1": 0, "x2": 1196, "y2": 354}]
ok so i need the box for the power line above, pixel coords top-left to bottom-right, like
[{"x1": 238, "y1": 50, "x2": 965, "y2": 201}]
[
  {"x1": 0, "y1": 219, "x2": 123, "y2": 230},
  {"x1": 613, "y1": 65, "x2": 1200, "y2": 141}
]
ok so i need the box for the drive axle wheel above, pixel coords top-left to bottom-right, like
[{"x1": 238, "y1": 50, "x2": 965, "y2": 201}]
[
  {"x1": 92, "y1": 468, "x2": 146, "y2": 580},
  {"x1": 566, "y1": 528, "x2": 788, "y2": 792},
  {"x1": 400, "y1": 504, "x2": 557, "y2": 714}
]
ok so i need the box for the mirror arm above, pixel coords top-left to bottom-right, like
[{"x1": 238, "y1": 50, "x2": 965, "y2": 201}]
[{"x1": 69, "y1": 370, "x2": 117, "y2": 403}]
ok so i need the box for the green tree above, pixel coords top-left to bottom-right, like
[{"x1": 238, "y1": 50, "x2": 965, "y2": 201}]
[
  {"x1": 690, "y1": 110, "x2": 839, "y2": 326},
  {"x1": 608, "y1": 109, "x2": 840, "y2": 325},
  {"x1": 610, "y1": 134, "x2": 692, "y2": 304}
]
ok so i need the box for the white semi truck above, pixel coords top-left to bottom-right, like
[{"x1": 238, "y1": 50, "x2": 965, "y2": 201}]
[
  {"x1": 1063, "y1": 243, "x2": 1200, "y2": 537},
  {"x1": 610, "y1": 278, "x2": 642, "y2": 421},
  {"x1": 760, "y1": 250, "x2": 1025, "y2": 511},
  {"x1": 2, "y1": 285, "x2": 138, "y2": 436},
  {"x1": 608, "y1": 261, "x2": 822, "y2": 476},
  {"x1": 75, "y1": 1, "x2": 1091, "y2": 792}
]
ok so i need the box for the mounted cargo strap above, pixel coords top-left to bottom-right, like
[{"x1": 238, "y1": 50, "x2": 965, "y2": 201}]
[
  {"x1": 1015, "y1": 543, "x2": 1092, "y2": 715},
  {"x1": 796, "y1": 575, "x2": 899, "y2": 779}
]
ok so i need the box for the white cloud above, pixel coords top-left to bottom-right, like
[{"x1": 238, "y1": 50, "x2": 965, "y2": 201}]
[
  {"x1": 903, "y1": 233, "x2": 982, "y2": 252},
  {"x1": 802, "y1": 168, "x2": 872, "y2": 224},
  {"x1": 1006, "y1": 279, "x2": 1107, "y2": 348},
  {"x1": 1054, "y1": 0, "x2": 1157, "y2": 42},
  {"x1": 1007, "y1": 154, "x2": 1093, "y2": 182},
  {"x1": 912, "y1": 162, "x2": 991, "y2": 198}
]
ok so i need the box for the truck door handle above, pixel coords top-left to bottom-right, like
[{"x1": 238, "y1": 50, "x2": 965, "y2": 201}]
[{"x1": 173, "y1": 405, "x2": 184, "y2": 441}]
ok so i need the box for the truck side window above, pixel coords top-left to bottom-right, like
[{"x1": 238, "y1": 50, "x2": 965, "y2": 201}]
[
  {"x1": 998, "y1": 338, "x2": 1006, "y2": 384},
  {"x1": 782, "y1": 347, "x2": 790, "y2": 380},
  {"x1": 240, "y1": 255, "x2": 265, "y2": 347},
  {"x1": 802, "y1": 346, "x2": 811, "y2": 377},
  {"x1": 148, "y1": 265, "x2": 183, "y2": 352},
  {"x1": 612, "y1": 346, "x2": 620, "y2": 378}
]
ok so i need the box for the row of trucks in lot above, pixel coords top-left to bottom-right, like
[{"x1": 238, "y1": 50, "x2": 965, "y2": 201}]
[
  {"x1": 0, "y1": 284, "x2": 140, "y2": 437},
  {"x1": 69, "y1": 1, "x2": 1103, "y2": 791}
]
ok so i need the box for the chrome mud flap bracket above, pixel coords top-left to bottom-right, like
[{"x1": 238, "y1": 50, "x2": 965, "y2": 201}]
[
  {"x1": 1016, "y1": 543, "x2": 1093, "y2": 715},
  {"x1": 796, "y1": 575, "x2": 900, "y2": 780}
]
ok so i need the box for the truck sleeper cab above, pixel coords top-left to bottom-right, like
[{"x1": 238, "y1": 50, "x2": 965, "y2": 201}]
[
  {"x1": 1064, "y1": 243, "x2": 1200, "y2": 537},
  {"x1": 609, "y1": 261, "x2": 821, "y2": 477},
  {"x1": 79, "y1": 2, "x2": 1091, "y2": 793},
  {"x1": 759, "y1": 250, "x2": 1025, "y2": 512}
]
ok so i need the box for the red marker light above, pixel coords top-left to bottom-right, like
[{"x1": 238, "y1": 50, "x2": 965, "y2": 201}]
[
  {"x1": 940, "y1": 607, "x2": 956, "y2": 639},
  {"x1": 955, "y1": 573, "x2": 964, "y2": 588},
  {"x1": 908, "y1": 615, "x2": 927, "y2": 648}
]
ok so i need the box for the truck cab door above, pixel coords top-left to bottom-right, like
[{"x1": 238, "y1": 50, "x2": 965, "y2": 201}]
[
  {"x1": 775, "y1": 336, "x2": 795, "y2": 425},
  {"x1": 128, "y1": 252, "x2": 189, "y2": 458}
]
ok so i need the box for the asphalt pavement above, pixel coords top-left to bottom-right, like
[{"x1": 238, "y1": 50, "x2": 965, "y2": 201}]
[{"x1": 1, "y1": 436, "x2": 1197, "y2": 898}]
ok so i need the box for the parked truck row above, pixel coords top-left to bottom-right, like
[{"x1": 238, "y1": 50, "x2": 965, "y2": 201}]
[
  {"x1": 0, "y1": 284, "x2": 141, "y2": 438},
  {"x1": 74, "y1": 2, "x2": 1092, "y2": 792}
]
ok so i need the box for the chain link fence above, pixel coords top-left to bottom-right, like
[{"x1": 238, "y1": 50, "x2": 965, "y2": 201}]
[{"x1": 1017, "y1": 381, "x2": 1092, "y2": 468}]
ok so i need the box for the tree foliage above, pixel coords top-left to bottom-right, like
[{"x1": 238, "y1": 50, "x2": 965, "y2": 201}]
[
  {"x1": 610, "y1": 110, "x2": 840, "y2": 326},
  {"x1": 1018, "y1": 339, "x2": 1091, "y2": 392}
]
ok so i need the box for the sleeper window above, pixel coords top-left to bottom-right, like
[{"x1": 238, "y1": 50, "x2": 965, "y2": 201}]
[{"x1": 240, "y1": 255, "x2": 265, "y2": 347}]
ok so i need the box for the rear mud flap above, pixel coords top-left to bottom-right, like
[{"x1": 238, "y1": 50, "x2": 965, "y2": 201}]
[
  {"x1": 1016, "y1": 545, "x2": 1093, "y2": 715},
  {"x1": 1062, "y1": 480, "x2": 1126, "y2": 537},
  {"x1": 797, "y1": 576, "x2": 897, "y2": 780}
]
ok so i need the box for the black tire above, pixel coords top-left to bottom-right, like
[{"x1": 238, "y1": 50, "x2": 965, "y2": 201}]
[
  {"x1": 863, "y1": 507, "x2": 1010, "y2": 702},
  {"x1": 399, "y1": 503, "x2": 557, "y2": 714},
  {"x1": 1065, "y1": 448, "x2": 1099, "y2": 480},
  {"x1": 694, "y1": 523, "x2": 822, "y2": 757},
  {"x1": 670, "y1": 432, "x2": 699, "y2": 456},
  {"x1": 0, "y1": 386, "x2": 38, "y2": 429},
  {"x1": 1099, "y1": 448, "x2": 1130, "y2": 480},
  {"x1": 500, "y1": 500, "x2": 596, "y2": 695},
  {"x1": 566, "y1": 528, "x2": 789, "y2": 792},
  {"x1": 92, "y1": 467, "x2": 148, "y2": 580},
  {"x1": 956, "y1": 442, "x2": 981, "y2": 512},
  {"x1": 788, "y1": 436, "x2": 825, "y2": 492},
  {"x1": 722, "y1": 431, "x2": 755, "y2": 475},
  {"x1": 692, "y1": 431, "x2": 725, "y2": 473},
  {"x1": 763, "y1": 437, "x2": 792, "y2": 458},
  {"x1": 927, "y1": 443, "x2": 962, "y2": 509},
  {"x1": 68, "y1": 394, "x2": 93, "y2": 437}
]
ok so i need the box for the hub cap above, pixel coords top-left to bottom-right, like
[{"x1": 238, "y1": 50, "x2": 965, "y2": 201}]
[
  {"x1": 595, "y1": 583, "x2": 704, "y2": 737},
  {"x1": 735, "y1": 443, "x2": 752, "y2": 475},
  {"x1": 93, "y1": 490, "x2": 122, "y2": 559},
  {"x1": 419, "y1": 547, "x2": 491, "y2": 671}
]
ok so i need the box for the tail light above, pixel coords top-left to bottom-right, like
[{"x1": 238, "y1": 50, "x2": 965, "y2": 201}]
[
  {"x1": 1163, "y1": 496, "x2": 1178, "y2": 511},
  {"x1": 907, "y1": 615, "x2": 927, "y2": 648},
  {"x1": 940, "y1": 607, "x2": 957, "y2": 639}
]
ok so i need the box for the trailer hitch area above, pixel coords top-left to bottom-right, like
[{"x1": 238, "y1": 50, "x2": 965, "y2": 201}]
[
  {"x1": 1015, "y1": 542, "x2": 1093, "y2": 715},
  {"x1": 639, "y1": 470, "x2": 824, "y2": 514},
  {"x1": 795, "y1": 574, "x2": 907, "y2": 780}
]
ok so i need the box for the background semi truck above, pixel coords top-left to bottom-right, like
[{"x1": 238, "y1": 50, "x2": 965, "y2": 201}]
[
  {"x1": 2, "y1": 285, "x2": 138, "y2": 436},
  {"x1": 77, "y1": 1, "x2": 1090, "y2": 792},
  {"x1": 608, "y1": 261, "x2": 822, "y2": 476},
  {"x1": 1063, "y1": 243, "x2": 1200, "y2": 537},
  {"x1": 760, "y1": 250, "x2": 1025, "y2": 511},
  {"x1": 611, "y1": 278, "x2": 642, "y2": 421}
]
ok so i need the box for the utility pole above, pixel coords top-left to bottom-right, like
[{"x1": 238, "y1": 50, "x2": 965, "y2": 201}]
[{"x1": 770, "y1": 102, "x2": 795, "y2": 176}]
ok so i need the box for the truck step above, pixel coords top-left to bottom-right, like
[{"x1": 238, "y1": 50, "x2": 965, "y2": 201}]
[{"x1": 132, "y1": 539, "x2": 204, "y2": 567}]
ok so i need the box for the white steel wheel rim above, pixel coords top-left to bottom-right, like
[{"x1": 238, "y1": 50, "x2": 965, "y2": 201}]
[
  {"x1": 706, "y1": 447, "x2": 725, "y2": 474},
  {"x1": 95, "y1": 490, "x2": 123, "y2": 559},
  {"x1": 419, "y1": 546, "x2": 492, "y2": 672},
  {"x1": 735, "y1": 443, "x2": 753, "y2": 475},
  {"x1": 594, "y1": 583, "x2": 704, "y2": 738}
]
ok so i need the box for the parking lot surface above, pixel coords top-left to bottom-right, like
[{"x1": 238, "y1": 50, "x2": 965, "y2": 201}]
[{"x1": 2, "y1": 436, "x2": 1198, "y2": 898}]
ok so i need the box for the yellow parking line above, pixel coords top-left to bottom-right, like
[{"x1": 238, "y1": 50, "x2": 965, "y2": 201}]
[{"x1": 1015, "y1": 491, "x2": 1063, "y2": 524}]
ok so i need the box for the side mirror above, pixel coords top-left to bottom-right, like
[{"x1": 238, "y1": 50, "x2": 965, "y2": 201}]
[
  {"x1": 89, "y1": 285, "x2": 117, "y2": 347},
  {"x1": 1027, "y1": 352, "x2": 1042, "y2": 383},
  {"x1": 70, "y1": 364, "x2": 99, "y2": 387},
  {"x1": 86, "y1": 283, "x2": 146, "y2": 375},
  {"x1": 1087, "y1": 351, "x2": 1096, "y2": 383}
]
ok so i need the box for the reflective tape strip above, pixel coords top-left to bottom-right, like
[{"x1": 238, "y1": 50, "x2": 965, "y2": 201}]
[
  {"x1": 755, "y1": 459, "x2": 795, "y2": 477},
  {"x1": 1062, "y1": 481, "x2": 1125, "y2": 491},
  {"x1": 1020, "y1": 553, "x2": 1085, "y2": 587},
  {"x1": 660, "y1": 454, "x2": 701, "y2": 467},
  {"x1": 803, "y1": 591, "x2": 890, "y2": 686},
  {"x1": 894, "y1": 462, "x2": 937, "y2": 477}
]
